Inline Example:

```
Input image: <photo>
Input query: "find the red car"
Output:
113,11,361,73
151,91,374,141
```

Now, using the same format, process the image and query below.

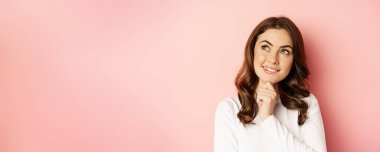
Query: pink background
1,0,379,151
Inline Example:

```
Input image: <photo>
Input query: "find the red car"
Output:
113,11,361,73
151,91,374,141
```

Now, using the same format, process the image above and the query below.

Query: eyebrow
259,40,293,49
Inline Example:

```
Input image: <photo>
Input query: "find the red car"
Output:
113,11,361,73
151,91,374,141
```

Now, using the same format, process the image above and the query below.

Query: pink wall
1,0,379,151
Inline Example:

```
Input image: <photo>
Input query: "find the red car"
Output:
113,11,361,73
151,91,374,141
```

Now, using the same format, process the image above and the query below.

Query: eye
280,49,291,55
261,45,270,51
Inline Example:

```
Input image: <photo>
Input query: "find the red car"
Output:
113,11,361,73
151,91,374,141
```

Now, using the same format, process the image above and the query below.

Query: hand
256,82,278,121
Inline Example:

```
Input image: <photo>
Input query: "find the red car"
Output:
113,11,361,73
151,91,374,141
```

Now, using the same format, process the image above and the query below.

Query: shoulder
303,93,322,115
302,93,320,106
214,96,242,127
215,96,241,118
216,96,241,112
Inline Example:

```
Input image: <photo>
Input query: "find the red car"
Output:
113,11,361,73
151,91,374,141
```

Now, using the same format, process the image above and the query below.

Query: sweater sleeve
260,95,327,152
214,100,238,152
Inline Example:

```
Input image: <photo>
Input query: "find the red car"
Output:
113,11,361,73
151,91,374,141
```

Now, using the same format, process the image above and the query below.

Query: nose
267,52,279,64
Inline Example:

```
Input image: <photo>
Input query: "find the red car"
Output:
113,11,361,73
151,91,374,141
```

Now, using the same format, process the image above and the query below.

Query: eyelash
261,45,291,55
261,45,270,51
280,49,290,55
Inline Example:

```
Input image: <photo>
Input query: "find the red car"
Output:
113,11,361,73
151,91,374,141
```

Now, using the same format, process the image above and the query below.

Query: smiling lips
263,66,279,74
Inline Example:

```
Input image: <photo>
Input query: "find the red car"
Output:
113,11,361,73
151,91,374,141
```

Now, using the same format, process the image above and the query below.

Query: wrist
259,113,270,121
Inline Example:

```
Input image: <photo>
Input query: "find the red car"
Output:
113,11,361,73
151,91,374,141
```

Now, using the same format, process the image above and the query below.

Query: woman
214,17,327,152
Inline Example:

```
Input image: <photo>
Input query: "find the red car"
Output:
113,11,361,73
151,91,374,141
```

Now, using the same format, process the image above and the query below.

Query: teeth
264,67,278,72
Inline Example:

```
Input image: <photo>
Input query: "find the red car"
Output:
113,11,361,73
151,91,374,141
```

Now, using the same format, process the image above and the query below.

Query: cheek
253,52,266,64
253,53,261,72
253,54,265,71
280,58,293,71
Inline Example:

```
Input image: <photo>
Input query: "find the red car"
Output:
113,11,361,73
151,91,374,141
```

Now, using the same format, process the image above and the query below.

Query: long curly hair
235,16,310,126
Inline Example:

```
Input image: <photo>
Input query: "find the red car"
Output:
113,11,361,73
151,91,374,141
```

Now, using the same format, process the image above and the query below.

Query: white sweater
214,94,327,152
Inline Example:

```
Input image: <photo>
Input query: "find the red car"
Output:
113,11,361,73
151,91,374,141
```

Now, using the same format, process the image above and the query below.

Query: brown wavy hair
235,16,310,126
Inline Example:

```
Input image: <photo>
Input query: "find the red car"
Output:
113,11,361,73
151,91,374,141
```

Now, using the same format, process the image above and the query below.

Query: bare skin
253,28,294,121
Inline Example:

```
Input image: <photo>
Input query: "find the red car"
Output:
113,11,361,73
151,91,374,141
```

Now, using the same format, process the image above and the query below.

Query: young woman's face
253,28,294,84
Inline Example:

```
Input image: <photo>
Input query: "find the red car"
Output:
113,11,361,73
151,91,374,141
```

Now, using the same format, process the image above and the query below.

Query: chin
257,74,287,84
258,77,280,84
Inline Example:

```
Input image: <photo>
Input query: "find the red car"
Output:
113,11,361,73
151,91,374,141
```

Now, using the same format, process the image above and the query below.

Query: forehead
256,28,293,47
